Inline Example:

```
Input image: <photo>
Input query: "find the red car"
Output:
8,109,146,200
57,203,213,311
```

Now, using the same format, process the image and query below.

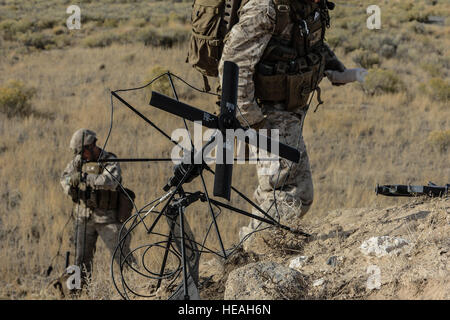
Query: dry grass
0,0,448,299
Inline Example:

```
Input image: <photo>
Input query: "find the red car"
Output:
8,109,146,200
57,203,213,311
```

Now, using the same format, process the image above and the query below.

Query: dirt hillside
199,196,449,300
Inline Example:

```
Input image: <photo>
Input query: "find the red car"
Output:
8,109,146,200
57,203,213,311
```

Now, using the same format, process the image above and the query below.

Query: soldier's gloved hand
324,57,346,73
325,68,368,85
73,154,83,171
69,172,83,187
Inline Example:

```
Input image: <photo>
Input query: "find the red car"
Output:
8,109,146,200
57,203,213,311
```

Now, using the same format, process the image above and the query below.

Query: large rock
224,261,307,300
360,236,411,257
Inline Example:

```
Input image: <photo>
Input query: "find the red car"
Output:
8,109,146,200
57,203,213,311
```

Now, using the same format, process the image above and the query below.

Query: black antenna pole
213,61,239,201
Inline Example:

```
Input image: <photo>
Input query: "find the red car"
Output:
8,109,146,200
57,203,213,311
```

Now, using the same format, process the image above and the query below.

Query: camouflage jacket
218,0,343,125
60,150,122,224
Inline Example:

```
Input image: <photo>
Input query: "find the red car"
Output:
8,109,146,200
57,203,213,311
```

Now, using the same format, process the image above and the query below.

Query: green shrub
36,19,57,30
138,26,189,47
0,19,36,40
52,25,65,35
147,66,172,96
352,50,380,69
427,130,450,153
102,18,120,28
0,19,18,40
406,8,431,23
0,80,36,118
427,78,450,102
326,34,346,50
82,32,119,48
362,69,405,95
14,18,35,33
420,63,442,77
20,32,55,50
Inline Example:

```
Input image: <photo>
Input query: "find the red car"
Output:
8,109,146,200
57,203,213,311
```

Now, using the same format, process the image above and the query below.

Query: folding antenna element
149,61,301,200
213,61,239,200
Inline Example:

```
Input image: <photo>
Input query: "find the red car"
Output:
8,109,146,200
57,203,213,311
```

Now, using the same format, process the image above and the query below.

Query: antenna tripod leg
178,206,190,300
156,219,175,291
166,201,200,300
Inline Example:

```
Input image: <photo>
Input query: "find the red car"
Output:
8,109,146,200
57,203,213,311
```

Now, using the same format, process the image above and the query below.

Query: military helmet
69,128,97,154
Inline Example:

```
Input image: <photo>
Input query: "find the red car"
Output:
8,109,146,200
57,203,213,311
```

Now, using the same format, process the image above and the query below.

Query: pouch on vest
97,190,119,211
254,73,286,102
117,188,135,223
286,72,313,110
254,69,314,109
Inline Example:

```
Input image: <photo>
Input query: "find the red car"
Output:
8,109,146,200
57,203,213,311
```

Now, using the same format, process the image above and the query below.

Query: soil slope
199,196,449,300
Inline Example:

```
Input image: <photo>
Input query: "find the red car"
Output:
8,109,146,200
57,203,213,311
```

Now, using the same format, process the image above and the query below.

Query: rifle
72,131,88,278
376,182,449,198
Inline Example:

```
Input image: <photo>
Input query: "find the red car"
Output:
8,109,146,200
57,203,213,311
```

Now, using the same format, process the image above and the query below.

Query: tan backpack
186,0,247,90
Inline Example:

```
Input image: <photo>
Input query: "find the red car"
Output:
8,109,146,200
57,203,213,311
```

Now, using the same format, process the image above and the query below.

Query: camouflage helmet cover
70,128,97,154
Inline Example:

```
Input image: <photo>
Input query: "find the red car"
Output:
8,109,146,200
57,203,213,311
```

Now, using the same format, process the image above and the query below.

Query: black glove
325,58,346,73
69,186,79,202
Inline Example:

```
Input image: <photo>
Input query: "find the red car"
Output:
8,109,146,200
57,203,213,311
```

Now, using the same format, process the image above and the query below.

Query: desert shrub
137,26,158,45
396,43,420,62
406,8,432,23
352,49,380,69
102,18,121,28
0,18,36,40
427,130,450,153
138,26,189,47
412,22,428,35
36,18,57,30
132,18,148,28
168,12,189,24
0,19,18,40
14,18,35,33
151,15,170,28
82,14,106,25
20,32,55,50
54,34,73,48
52,25,65,35
0,80,36,118
362,69,405,95
146,66,172,96
361,36,398,58
326,34,346,50
420,63,442,77
426,78,450,102
82,32,119,48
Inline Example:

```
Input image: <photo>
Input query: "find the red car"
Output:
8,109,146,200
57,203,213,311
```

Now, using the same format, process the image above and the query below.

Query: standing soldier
60,128,136,287
215,0,363,239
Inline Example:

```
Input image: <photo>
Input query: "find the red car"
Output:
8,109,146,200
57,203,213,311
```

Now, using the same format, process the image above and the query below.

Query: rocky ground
196,196,449,300
2,196,448,300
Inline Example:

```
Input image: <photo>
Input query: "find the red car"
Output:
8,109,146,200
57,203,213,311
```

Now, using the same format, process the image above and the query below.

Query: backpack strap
202,75,211,92
223,0,243,34
272,0,291,35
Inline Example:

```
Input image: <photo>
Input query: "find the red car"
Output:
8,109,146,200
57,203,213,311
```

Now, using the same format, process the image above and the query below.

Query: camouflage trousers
240,106,314,240
74,217,136,283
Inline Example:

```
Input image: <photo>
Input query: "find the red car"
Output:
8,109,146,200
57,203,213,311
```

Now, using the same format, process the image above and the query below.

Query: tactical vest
80,161,119,211
81,160,135,222
254,0,332,110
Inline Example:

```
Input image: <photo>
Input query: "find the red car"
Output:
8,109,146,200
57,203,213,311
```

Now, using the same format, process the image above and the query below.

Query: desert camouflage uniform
61,150,135,281
218,0,342,238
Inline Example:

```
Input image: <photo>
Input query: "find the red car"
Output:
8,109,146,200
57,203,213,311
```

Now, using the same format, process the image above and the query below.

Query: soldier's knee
299,191,314,217
299,200,313,217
